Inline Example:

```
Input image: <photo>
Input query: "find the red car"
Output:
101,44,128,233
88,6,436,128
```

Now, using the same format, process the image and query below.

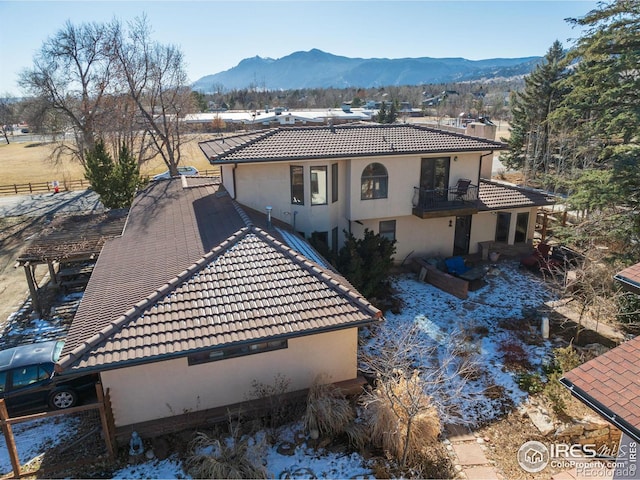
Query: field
0,136,217,185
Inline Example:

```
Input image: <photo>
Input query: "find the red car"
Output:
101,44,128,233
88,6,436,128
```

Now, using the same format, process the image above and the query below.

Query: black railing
412,184,479,211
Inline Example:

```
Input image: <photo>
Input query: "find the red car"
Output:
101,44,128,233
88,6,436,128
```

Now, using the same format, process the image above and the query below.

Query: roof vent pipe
266,206,273,229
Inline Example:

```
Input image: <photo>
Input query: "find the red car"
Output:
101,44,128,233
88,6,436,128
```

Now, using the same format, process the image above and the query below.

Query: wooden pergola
16,211,128,314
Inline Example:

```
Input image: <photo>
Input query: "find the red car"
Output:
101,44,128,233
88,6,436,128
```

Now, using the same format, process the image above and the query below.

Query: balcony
412,184,479,219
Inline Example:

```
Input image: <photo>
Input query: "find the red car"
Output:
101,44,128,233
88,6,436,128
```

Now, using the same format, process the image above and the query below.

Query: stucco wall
100,329,358,427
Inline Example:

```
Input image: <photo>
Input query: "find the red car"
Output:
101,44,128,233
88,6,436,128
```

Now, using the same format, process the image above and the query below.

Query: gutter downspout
479,150,494,181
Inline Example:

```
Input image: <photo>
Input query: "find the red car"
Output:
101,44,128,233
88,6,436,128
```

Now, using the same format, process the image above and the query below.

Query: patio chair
453,178,472,201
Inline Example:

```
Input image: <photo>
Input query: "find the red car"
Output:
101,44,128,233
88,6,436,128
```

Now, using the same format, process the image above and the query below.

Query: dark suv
0,341,97,416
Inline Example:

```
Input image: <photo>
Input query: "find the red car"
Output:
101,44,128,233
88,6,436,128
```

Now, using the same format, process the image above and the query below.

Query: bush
543,345,582,415
302,376,354,439
517,372,544,394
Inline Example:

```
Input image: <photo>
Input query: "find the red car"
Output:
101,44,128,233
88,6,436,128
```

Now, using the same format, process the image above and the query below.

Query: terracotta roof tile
58,180,380,372
563,335,640,434
478,180,555,210
199,124,506,164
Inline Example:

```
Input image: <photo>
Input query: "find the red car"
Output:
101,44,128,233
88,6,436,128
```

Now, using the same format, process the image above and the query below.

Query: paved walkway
444,424,503,480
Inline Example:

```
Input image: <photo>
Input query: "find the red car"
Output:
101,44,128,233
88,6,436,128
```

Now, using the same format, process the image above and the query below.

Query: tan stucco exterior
100,328,358,427
219,150,534,263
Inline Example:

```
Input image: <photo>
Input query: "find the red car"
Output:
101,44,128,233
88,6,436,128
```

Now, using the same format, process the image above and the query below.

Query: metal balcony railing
412,183,479,212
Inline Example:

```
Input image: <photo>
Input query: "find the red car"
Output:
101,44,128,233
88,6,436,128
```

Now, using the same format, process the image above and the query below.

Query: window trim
379,219,397,242
188,339,288,365
310,166,328,206
290,165,304,205
331,163,338,203
361,162,389,200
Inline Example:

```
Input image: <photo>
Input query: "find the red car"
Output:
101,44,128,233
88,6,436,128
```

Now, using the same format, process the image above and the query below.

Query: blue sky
0,0,600,96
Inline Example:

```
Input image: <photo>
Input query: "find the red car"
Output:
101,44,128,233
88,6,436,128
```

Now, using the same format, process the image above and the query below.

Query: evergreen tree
499,41,570,185
336,229,396,299
85,139,143,209
555,0,640,144
376,102,387,123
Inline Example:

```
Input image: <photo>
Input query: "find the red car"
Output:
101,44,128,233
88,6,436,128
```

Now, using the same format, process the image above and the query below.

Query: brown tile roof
614,262,640,294
199,124,507,163
562,336,640,441
58,179,379,372
478,180,556,210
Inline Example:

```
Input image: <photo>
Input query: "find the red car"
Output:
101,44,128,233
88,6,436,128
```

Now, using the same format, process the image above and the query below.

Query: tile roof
562,336,640,441
614,262,640,294
199,124,507,163
58,179,379,372
477,180,556,210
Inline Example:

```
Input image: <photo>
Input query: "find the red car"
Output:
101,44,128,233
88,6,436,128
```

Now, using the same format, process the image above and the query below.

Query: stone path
444,424,503,480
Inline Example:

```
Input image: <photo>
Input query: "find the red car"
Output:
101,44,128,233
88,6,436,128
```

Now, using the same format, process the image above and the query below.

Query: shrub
517,372,544,394
185,429,267,479
543,345,583,415
302,376,354,439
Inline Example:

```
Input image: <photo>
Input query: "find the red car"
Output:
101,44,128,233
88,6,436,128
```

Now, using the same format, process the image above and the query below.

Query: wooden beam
95,383,115,459
0,399,22,478
23,263,40,315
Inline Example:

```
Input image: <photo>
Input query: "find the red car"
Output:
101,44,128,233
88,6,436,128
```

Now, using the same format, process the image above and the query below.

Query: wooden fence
0,170,221,197
0,383,115,478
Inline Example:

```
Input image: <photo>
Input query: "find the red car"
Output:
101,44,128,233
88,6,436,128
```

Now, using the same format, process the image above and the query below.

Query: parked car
0,340,97,416
152,166,199,181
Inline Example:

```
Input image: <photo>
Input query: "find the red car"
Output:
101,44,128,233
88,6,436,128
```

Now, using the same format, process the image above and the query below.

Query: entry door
420,157,450,205
453,215,472,256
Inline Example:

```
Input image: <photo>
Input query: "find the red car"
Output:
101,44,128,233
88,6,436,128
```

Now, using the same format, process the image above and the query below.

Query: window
188,340,288,365
331,227,339,253
495,212,511,242
515,212,529,243
310,166,328,205
361,163,389,200
331,163,338,203
11,365,51,389
290,166,304,205
379,220,396,242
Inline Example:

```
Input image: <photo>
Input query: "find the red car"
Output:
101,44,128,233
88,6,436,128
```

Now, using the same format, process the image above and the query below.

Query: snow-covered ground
0,260,554,478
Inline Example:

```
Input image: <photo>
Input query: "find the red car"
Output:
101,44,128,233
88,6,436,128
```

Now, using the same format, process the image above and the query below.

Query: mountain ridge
192,49,541,92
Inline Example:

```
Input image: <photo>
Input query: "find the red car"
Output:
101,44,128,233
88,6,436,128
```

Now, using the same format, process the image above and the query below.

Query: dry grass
0,135,216,185
185,430,268,479
366,371,441,465
303,376,355,439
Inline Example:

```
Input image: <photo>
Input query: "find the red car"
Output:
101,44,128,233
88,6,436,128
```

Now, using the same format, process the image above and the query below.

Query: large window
515,212,529,243
290,166,304,205
331,163,338,203
495,212,511,243
379,220,396,242
361,163,388,200
188,340,288,366
311,166,328,205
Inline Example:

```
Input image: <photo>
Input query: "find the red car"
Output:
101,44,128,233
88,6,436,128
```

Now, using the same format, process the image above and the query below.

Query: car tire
49,388,78,409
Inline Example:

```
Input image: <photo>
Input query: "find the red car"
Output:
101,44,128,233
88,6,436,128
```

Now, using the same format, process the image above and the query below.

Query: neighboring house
560,262,640,474
56,177,381,429
199,123,554,263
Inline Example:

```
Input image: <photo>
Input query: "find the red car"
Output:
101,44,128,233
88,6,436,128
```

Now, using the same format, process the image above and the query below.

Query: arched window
361,163,388,200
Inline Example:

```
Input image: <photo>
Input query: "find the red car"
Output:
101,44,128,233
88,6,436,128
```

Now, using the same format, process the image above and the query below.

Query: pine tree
499,41,570,186
85,139,142,209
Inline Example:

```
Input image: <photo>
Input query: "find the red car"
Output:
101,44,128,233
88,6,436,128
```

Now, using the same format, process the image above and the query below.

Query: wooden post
541,211,548,242
0,399,21,478
23,262,41,315
47,261,58,287
95,383,115,459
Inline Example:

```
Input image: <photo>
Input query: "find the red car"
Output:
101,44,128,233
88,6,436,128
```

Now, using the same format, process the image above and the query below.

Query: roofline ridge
57,227,253,371
209,129,279,160
231,200,254,228
411,122,507,147
252,227,381,319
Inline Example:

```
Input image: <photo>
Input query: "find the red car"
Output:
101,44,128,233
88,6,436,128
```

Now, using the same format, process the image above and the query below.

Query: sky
0,0,601,96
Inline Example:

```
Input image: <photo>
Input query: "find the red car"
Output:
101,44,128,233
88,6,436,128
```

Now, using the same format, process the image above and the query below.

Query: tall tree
18,21,118,164
556,0,640,145
112,16,195,176
499,41,570,185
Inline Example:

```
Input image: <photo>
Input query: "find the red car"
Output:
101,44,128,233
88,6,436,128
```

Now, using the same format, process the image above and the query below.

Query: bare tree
112,16,195,176
18,20,119,164
0,96,16,144
360,323,475,468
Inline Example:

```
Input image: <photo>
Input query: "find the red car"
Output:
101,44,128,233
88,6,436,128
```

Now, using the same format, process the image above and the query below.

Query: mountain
192,49,541,92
